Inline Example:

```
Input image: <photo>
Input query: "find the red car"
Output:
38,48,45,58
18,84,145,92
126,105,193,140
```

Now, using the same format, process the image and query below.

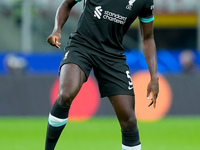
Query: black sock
45,100,70,150
121,128,141,147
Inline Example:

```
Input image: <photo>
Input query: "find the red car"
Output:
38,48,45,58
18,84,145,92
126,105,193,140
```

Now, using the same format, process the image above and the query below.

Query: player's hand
147,77,159,108
47,32,61,49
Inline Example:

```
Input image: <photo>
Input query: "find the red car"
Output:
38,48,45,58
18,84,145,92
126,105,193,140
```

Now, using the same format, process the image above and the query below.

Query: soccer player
45,0,159,150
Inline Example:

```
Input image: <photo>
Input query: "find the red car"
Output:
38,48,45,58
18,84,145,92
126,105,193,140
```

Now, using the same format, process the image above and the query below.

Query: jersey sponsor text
94,6,127,25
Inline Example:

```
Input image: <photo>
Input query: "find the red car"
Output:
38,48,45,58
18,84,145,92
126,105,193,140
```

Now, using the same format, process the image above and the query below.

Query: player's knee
121,117,137,131
57,91,74,107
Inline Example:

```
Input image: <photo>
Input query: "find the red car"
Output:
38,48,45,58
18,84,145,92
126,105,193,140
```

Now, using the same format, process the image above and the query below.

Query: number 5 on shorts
126,71,133,90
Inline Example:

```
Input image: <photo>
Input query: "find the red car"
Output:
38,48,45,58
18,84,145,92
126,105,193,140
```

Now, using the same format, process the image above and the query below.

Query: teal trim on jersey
139,16,154,23
48,117,68,127
75,0,82,2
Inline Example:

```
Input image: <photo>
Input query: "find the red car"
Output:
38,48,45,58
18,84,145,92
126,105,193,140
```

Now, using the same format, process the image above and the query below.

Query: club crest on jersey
126,0,136,10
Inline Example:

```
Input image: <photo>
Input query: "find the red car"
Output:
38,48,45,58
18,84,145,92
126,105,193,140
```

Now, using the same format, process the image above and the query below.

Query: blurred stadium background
0,0,200,150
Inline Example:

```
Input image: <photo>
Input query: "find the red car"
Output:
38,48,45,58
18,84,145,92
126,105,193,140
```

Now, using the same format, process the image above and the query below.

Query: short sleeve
138,0,154,23
75,0,82,2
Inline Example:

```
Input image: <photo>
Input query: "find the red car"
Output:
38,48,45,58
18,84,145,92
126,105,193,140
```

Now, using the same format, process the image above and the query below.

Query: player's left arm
140,21,159,108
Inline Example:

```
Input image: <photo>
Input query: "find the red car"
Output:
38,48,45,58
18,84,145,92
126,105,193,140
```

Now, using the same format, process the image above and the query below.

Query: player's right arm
47,0,78,49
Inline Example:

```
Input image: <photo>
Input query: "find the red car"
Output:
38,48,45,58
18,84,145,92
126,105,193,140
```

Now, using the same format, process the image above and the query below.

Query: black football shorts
60,49,134,98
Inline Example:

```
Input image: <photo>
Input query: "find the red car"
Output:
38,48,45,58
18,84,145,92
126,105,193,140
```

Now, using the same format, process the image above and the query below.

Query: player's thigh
58,63,86,105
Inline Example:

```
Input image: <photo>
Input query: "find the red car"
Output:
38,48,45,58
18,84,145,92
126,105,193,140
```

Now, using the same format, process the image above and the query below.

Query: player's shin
45,100,70,150
121,129,141,150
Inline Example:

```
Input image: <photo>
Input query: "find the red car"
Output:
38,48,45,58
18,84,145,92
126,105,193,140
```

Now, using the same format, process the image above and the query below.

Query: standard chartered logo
103,11,127,25
94,6,103,19
94,6,127,25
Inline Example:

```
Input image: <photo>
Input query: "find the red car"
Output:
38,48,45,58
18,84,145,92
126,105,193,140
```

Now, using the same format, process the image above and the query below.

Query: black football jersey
66,0,154,61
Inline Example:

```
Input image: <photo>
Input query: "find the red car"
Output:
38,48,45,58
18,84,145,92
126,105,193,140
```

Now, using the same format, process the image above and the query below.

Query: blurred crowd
0,0,82,51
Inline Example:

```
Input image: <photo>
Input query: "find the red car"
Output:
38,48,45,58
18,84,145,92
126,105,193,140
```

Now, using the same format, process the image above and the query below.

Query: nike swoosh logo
128,86,133,90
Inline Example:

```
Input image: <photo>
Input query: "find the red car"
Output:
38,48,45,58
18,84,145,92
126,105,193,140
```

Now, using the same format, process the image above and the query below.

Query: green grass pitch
0,116,199,150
